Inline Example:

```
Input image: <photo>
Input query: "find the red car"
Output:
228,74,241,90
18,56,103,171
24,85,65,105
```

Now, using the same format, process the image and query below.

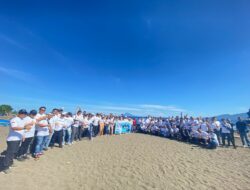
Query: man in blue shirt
236,117,250,148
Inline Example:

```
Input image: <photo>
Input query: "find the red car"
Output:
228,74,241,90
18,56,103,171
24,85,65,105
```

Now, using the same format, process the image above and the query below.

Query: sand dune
0,127,249,190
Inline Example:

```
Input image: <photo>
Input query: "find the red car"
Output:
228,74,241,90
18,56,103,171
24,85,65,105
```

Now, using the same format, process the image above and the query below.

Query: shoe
10,163,17,168
43,148,48,151
23,155,31,160
16,157,25,162
243,145,248,148
2,168,11,174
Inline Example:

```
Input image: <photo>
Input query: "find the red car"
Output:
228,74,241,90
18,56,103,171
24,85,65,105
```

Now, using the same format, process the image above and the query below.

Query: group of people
0,107,134,174
0,106,250,174
137,116,250,149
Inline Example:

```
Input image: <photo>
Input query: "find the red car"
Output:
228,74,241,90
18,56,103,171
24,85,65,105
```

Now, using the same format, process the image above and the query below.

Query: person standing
210,117,222,145
1,109,31,174
221,119,232,147
64,112,74,145
34,107,49,158
90,113,101,137
50,113,65,148
227,119,236,149
236,117,250,148
73,111,84,141
16,110,37,161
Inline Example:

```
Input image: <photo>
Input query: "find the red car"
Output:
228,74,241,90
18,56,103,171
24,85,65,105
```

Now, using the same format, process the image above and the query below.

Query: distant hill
215,112,248,122
123,113,136,117
122,112,249,122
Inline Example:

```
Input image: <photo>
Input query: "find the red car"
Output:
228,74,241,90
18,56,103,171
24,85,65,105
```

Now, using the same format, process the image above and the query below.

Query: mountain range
123,112,249,122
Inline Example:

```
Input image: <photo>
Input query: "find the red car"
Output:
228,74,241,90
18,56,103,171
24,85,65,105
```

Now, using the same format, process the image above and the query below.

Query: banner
114,121,132,134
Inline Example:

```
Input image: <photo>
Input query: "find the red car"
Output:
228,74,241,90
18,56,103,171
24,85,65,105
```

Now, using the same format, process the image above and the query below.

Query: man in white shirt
50,113,65,148
16,110,37,161
34,107,49,158
64,112,74,145
72,110,84,141
221,119,232,147
1,109,31,174
211,117,222,145
89,113,101,137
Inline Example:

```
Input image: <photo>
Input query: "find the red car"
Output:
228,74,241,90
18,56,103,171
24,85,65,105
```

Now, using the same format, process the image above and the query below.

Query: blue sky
0,0,250,116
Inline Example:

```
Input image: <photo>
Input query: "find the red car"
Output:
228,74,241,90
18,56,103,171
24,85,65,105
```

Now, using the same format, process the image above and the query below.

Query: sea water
0,119,10,127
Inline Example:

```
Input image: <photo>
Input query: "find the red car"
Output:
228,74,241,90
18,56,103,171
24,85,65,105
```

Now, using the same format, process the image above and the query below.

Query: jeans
64,128,72,144
2,141,21,169
17,137,33,157
88,125,93,140
35,136,49,154
214,130,221,144
239,131,250,146
44,131,54,148
221,133,231,146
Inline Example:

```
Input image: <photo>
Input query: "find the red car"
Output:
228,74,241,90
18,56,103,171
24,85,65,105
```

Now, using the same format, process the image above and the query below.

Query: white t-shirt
64,117,74,129
200,131,208,139
90,116,101,126
200,123,208,132
35,113,49,136
221,123,231,133
54,117,65,131
7,117,25,141
24,116,36,138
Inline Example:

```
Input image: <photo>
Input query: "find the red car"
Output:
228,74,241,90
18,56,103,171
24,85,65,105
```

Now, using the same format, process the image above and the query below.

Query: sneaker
2,168,11,174
243,145,248,148
16,157,25,162
10,163,17,168
23,155,31,160
43,148,49,151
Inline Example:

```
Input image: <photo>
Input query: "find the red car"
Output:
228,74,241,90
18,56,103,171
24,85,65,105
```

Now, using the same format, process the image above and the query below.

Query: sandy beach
0,127,249,190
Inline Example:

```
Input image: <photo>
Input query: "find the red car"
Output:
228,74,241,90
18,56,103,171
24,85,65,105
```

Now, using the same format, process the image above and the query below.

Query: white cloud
139,104,186,112
0,66,33,81
0,34,28,50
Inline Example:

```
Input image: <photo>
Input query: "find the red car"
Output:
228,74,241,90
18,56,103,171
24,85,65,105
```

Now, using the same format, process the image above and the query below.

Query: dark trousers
78,126,83,140
93,125,99,137
51,130,63,148
221,133,231,146
71,127,79,141
230,131,236,148
17,137,33,157
2,141,21,169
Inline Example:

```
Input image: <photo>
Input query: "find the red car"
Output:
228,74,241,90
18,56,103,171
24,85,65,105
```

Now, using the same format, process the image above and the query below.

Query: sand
0,127,250,190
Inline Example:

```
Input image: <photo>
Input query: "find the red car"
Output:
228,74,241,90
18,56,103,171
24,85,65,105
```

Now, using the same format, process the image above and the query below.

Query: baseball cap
18,109,28,115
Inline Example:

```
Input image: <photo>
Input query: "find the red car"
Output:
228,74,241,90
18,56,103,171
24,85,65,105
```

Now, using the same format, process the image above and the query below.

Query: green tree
0,104,13,115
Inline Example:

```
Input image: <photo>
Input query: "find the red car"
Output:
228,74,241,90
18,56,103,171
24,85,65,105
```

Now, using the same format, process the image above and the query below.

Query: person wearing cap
50,112,65,148
34,107,49,158
1,109,32,174
16,110,37,161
